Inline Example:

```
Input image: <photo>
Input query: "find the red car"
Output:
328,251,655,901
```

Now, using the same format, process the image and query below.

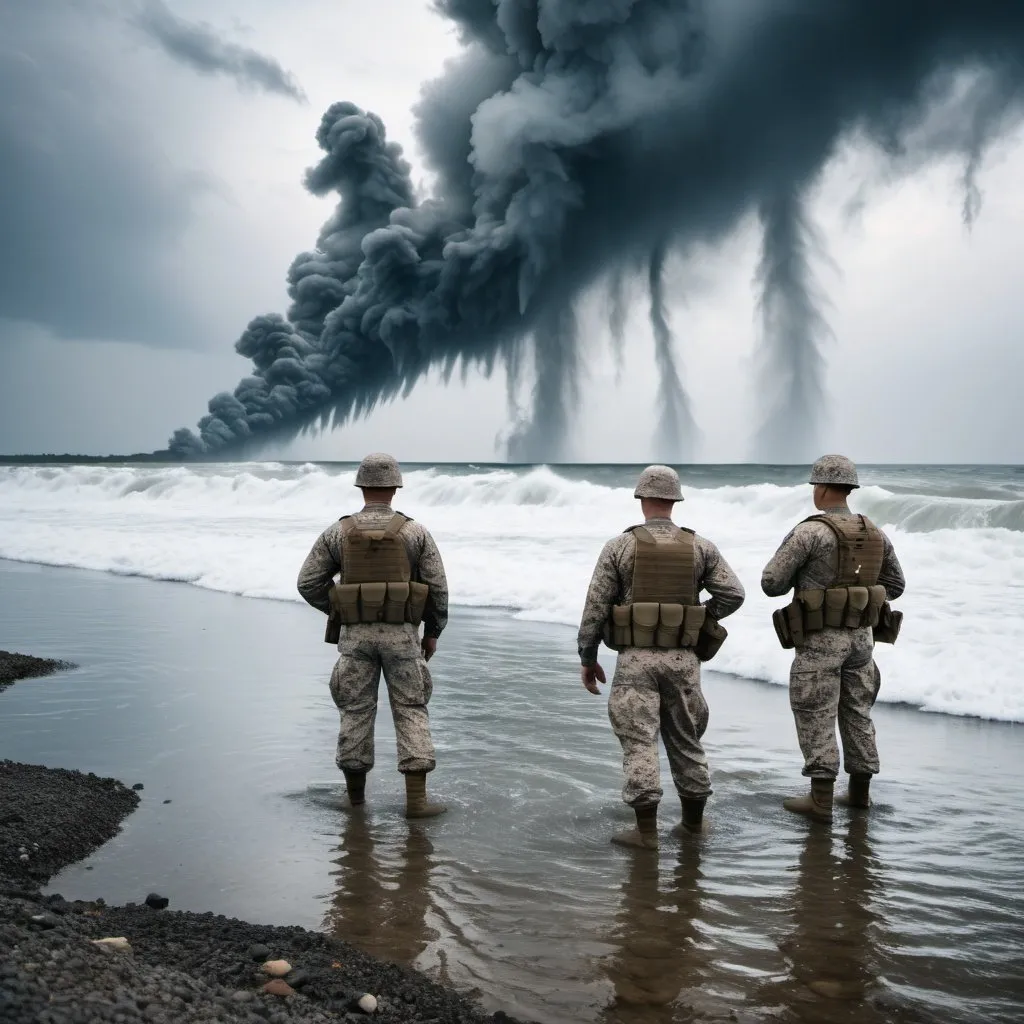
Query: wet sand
1,558,1022,1023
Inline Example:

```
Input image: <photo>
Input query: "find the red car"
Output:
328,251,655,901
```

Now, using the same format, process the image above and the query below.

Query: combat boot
783,778,834,822
611,803,659,850
836,773,872,809
671,797,707,836
342,769,366,808
404,771,447,819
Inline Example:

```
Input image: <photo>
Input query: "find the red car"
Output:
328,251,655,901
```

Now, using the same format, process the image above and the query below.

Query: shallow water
1,560,1022,1023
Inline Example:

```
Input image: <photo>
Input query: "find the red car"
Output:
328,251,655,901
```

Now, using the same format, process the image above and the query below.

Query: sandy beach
1,557,1022,1024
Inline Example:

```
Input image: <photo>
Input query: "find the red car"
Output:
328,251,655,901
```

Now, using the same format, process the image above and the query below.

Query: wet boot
836,773,872,809
342,769,366,808
404,771,447,819
671,797,707,836
611,803,659,850
783,778,834,822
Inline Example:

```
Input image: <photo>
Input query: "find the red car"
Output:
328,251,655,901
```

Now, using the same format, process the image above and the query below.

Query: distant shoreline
2,455,1020,468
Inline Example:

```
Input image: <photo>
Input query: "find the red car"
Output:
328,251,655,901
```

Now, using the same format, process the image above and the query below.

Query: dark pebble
132,783,144,791
144,893,169,910
162,799,171,804
285,967,311,989
248,943,271,962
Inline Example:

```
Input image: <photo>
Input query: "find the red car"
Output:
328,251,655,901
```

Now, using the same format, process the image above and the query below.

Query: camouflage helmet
634,464,683,501
355,452,403,489
808,454,859,489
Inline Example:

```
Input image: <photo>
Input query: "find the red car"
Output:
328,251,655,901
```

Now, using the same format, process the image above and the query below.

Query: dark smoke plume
137,0,306,103
169,1,1024,462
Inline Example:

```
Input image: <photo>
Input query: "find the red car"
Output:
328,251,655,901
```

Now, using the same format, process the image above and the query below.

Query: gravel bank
0,759,527,1024
0,650,76,693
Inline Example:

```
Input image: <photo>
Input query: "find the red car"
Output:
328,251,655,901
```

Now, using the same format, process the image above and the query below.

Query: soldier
761,454,906,822
297,453,449,818
577,465,745,850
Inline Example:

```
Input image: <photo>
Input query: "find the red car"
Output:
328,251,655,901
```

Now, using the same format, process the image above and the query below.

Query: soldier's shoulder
690,532,720,555
396,514,431,541
596,531,633,559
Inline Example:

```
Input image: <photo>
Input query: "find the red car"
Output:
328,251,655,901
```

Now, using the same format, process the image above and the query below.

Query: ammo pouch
771,585,891,650
693,614,727,662
326,580,431,638
873,602,903,644
603,603,710,652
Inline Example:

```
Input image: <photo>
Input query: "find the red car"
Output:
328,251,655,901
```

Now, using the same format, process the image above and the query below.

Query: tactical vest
603,525,727,660
771,513,901,649
324,512,429,637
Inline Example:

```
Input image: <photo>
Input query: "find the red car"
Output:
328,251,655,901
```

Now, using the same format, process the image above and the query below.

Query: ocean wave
2,463,1023,722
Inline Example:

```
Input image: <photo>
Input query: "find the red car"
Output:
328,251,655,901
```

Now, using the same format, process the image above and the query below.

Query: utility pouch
694,615,727,662
612,605,632,647
656,603,685,647
866,586,887,628
359,582,387,623
407,582,429,626
873,602,903,645
797,589,825,633
384,582,410,624
335,583,361,625
324,601,341,646
785,601,805,649
845,586,870,628
772,608,794,650
681,605,707,647
631,603,660,647
824,588,848,629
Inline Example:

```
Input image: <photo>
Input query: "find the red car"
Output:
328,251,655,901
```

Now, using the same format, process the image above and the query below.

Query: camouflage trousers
329,623,436,775
607,648,712,807
789,627,881,779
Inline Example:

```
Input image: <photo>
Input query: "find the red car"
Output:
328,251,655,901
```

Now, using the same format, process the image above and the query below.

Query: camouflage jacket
760,507,905,600
576,518,746,665
296,503,449,638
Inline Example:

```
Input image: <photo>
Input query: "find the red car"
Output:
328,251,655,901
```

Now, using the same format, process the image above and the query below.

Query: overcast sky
1,0,1022,464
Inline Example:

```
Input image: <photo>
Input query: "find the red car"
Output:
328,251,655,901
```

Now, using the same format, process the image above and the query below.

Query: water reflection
599,839,708,1024
322,812,440,968
758,818,895,1024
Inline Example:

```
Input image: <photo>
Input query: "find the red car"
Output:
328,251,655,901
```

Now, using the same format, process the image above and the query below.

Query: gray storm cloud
168,0,1024,462
136,0,306,102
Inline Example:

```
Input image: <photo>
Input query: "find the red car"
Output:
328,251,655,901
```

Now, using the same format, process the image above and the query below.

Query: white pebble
19,854,29,862
357,993,378,1014
18,846,27,853
261,959,292,977
91,937,132,953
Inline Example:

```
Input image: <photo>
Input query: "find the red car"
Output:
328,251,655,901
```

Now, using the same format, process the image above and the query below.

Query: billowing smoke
169,1,1024,462
136,0,306,102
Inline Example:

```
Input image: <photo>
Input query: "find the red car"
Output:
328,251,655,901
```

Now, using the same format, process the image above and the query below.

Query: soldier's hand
421,636,437,662
581,662,606,694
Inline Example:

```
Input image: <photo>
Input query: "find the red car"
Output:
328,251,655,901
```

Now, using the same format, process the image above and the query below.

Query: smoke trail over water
168,1,1024,461
648,241,698,462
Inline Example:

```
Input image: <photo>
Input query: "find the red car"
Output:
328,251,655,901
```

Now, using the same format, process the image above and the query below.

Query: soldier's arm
698,540,745,620
760,526,815,597
416,529,449,639
577,539,621,666
296,528,341,614
878,533,906,600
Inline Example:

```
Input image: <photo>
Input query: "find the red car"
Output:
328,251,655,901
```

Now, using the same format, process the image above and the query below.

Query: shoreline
0,649,75,694
4,564,1023,1024
1,659,527,1024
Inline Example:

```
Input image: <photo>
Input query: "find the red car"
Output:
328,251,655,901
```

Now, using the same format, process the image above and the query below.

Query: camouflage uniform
297,503,449,775
761,509,905,779
578,520,745,806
